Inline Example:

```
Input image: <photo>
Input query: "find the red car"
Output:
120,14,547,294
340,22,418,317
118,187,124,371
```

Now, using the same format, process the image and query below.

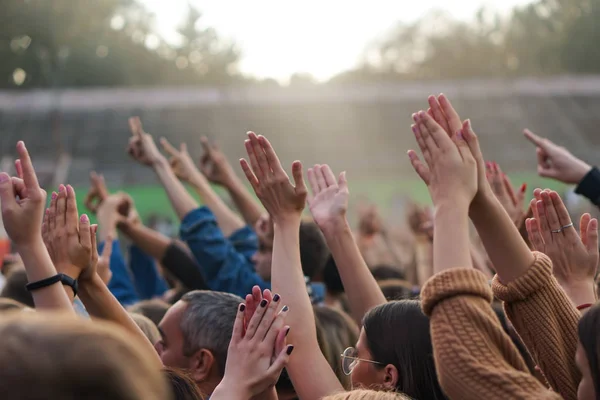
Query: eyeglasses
340,347,384,376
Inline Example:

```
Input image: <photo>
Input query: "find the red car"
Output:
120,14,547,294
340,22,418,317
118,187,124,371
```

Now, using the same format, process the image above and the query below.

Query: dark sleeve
575,166,600,206
161,242,209,291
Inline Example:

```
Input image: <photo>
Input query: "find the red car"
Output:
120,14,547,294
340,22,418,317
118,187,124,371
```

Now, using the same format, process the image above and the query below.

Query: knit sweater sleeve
492,252,581,400
421,268,561,400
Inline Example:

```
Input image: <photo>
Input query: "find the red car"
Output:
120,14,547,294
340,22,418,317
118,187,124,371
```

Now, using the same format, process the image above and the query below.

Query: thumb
0,173,17,213
338,171,348,191
586,218,599,256
291,161,306,194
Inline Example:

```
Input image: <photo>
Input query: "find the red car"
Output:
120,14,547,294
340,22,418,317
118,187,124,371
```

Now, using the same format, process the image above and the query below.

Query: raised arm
127,117,198,220
0,142,73,312
306,164,386,325
410,110,559,400
199,137,264,227
240,132,343,399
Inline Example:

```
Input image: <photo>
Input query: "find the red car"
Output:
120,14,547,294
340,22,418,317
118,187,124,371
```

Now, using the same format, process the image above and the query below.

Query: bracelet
26,274,78,297
577,303,593,311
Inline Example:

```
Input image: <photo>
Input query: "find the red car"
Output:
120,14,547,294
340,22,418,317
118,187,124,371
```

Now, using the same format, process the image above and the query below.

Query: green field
72,172,567,225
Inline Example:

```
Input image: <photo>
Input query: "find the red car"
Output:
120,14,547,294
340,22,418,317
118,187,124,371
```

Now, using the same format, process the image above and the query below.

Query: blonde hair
0,312,171,400
129,312,161,344
323,389,411,400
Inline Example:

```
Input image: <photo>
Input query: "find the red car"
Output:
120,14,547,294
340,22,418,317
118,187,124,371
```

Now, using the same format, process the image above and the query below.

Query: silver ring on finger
551,228,563,233
561,223,574,230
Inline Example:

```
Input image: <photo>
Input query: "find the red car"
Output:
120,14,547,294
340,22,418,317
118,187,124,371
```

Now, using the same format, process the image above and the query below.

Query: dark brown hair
578,303,600,399
0,268,34,308
362,300,446,399
163,368,204,400
128,299,171,326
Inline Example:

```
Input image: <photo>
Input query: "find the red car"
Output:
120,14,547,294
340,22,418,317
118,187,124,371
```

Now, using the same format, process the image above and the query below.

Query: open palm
307,164,349,230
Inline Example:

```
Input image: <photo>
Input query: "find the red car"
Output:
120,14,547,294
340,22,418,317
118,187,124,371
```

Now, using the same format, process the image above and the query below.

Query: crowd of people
0,93,599,399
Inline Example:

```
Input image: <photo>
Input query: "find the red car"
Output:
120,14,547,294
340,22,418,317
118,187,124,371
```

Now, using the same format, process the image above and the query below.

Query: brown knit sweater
421,252,579,400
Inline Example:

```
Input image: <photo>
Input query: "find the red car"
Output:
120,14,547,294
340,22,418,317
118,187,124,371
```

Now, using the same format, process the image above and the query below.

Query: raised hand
486,162,527,226
523,129,591,184
95,235,113,284
127,117,164,167
0,142,47,247
42,185,93,280
159,138,199,183
408,111,477,207
307,164,348,233
200,137,236,186
240,132,307,223
84,171,109,214
213,295,292,399
526,189,598,295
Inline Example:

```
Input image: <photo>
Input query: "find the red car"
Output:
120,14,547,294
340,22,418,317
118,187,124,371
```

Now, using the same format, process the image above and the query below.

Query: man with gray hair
155,290,242,396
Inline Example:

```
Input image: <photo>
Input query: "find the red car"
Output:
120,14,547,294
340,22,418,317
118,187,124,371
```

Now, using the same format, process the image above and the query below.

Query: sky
140,0,534,83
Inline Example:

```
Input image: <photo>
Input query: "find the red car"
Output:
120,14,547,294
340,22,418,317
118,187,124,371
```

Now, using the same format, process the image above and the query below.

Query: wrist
319,216,350,237
152,156,169,171
212,380,250,400
273,213,302,228
560,279,597,303
56,264,82,281
572,161,592,184
434,196,471,215
78,273,104,293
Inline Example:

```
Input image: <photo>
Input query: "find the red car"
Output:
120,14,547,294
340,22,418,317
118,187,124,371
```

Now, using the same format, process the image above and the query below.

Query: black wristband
575,166,600,206
26,274,78,297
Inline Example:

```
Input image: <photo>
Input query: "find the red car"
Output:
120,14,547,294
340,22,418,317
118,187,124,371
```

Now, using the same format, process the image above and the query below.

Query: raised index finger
16,141,40,190
523,129,548,149
159,137,179,157
200,136,213,155
128,117,143,138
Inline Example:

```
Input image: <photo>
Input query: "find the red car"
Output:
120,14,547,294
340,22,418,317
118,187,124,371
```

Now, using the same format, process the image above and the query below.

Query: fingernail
273,294,280,302
411,125,416,134
0,173,8,183
80,214,89,223
286,345,294,355
521,183,527,192
285,327,290,337
457,130,464,140
591,219,598,229
281,305,289,312
260,299,268,308
51,192,58,200
67,185,74,195
239,304,246,312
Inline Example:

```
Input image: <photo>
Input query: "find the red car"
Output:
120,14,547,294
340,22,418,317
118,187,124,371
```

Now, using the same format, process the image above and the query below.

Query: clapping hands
307,164,348,233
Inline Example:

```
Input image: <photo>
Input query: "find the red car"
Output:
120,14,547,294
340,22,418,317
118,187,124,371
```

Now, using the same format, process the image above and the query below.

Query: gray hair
179,290,243,375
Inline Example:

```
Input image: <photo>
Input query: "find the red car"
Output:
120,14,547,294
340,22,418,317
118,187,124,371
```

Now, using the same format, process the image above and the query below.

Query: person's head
0,312,171,400
323,389,410,400
345,300,445,399
576,303,600,400
378,280,413,301
163,368,204,400
370,265,405,282
253,216,329,281
314,305,359,389
129,299,171,326
129,312,161,345
0,268,34,308
156,290,242,395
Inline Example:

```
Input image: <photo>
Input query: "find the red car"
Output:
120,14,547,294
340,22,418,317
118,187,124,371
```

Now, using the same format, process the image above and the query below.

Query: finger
454,128,473,160
56,185,67,229
66,185,79,237
90,224,99,266
416,112,439,154
307,167,320,196
267,344,293,378
418,110,447,149
407,150,431,185
244,138,265,180
321,164,337,187
412,123,433,167
526,218,545,252
314,165,327,191
533,188,543,201
231,303,246,344
128,117,142,138
438,94,462,135
14,160,23,179
585,218,599,256
541,190,562,235
245,297,270,340
274,325,290,357
79,214,92,250
338,171,348,192
502,174,518,206
160,137,179,157
263,289,273,303
536,200,553,244
16,141,40,190
530,198,540,226
239,158,259,192
258,135,287,177
549,191,575,238
254,294,280,341
200,136,213,155
263,307,286,346
248,132,271,177
292,161,307,197
461,119,485,167
516,183,527,208
580,213,591,247
428,95,451,134
536,147,550,169
523,129,548,149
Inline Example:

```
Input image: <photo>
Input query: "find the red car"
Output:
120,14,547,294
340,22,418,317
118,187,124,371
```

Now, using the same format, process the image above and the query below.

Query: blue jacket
180,206,325,302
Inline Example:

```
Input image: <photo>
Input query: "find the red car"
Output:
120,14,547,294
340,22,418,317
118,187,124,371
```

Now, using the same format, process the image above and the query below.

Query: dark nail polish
260,299,268,308
286,345,294,355
239,304,245,312
285,327,290,337
273,294,280,302
281,305,289,312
